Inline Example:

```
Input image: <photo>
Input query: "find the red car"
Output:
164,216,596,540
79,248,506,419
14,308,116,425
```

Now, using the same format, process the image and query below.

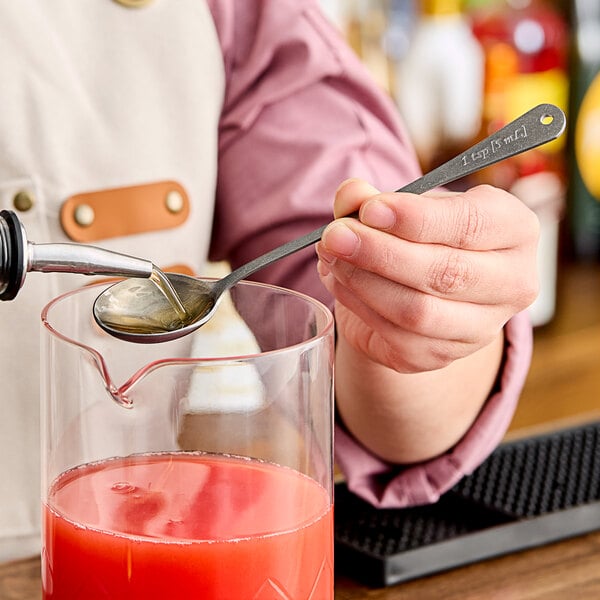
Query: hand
316,178,539,374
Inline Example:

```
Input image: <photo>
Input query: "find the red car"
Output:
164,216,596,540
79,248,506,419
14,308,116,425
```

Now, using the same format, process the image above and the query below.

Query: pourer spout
0,209,153,301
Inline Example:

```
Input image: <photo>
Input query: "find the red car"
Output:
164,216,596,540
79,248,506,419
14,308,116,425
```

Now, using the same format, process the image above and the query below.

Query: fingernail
361,200,396,230
322,222,359,257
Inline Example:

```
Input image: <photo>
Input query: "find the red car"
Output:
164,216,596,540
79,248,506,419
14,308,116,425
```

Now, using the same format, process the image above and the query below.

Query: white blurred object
318,0,348,29
185,262,264,413
394,0,484,170
510,172,565,327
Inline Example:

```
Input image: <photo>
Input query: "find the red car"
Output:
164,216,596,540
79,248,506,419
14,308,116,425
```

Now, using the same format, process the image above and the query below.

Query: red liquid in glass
42,453,333,599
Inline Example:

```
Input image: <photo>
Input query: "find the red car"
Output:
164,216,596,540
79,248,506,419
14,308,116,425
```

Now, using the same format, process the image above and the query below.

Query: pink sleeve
335,311,533,507
206,1,532,508
206,0,421,307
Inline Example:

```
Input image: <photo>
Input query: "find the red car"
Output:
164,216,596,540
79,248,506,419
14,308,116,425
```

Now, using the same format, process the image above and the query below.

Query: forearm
335,328,505,465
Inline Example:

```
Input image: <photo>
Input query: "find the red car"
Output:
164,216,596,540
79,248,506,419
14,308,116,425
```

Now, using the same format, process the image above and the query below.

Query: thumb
334,178,381,219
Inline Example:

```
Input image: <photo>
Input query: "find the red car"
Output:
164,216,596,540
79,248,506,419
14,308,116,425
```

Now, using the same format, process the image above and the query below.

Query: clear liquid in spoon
94,270,215,337
149,268,188,322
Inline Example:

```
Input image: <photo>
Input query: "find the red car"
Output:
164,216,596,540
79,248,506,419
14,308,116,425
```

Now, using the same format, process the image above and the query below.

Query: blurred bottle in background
320,0,418,95
322,0,390,93
318,0,347,28
568,0,600,261
393,0,485,173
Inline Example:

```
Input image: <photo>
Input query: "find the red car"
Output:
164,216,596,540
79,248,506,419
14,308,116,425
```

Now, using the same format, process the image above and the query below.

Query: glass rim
41,277,336,363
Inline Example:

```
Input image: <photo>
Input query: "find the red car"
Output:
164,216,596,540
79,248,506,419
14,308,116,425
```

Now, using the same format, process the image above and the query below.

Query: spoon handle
216,103,566,293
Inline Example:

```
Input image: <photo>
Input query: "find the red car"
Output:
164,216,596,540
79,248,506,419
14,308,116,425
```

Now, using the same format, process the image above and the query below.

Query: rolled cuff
334,310,533,508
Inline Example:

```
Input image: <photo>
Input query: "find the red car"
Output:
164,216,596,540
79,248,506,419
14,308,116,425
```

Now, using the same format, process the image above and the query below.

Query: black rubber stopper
0,210,26,300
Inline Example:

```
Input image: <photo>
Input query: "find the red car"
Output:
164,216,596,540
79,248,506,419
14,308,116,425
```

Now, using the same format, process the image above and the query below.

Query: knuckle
401,304,426,334
408,344,451,372
507,254,539,309
399,292,434,332
384,344,427,374
454,196,488,248
331,260,359,287
516,273,540,309
428,250,474,295
517,205,541,246
382,346,413,372
427,340,464,370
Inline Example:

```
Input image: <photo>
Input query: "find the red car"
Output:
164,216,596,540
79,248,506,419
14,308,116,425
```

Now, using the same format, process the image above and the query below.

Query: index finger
358,184,540,250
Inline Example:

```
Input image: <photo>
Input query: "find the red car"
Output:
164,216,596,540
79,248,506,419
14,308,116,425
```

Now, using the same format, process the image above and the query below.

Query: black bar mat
334,420,600,587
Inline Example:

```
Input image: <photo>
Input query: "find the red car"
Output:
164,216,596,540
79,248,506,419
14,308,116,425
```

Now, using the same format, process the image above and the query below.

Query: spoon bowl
93,273,222,343
93,103,566,343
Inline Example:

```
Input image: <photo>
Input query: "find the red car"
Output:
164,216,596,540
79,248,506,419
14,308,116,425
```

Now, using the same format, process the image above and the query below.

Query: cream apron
0,0,224,560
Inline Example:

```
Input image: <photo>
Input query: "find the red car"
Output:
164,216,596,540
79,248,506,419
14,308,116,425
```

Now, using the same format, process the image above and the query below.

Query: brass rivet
73,204,95,227
165,190,184,214
13,190,35,212
112,0,153,8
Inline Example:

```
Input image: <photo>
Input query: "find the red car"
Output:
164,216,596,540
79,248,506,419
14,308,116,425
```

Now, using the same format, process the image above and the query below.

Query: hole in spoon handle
398,103,566,195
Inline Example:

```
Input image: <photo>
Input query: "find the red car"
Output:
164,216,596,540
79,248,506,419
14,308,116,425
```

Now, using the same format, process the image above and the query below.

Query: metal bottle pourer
0,209,154,301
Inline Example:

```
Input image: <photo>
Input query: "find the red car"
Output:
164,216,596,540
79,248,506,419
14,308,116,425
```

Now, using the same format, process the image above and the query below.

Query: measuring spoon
93,103,566,343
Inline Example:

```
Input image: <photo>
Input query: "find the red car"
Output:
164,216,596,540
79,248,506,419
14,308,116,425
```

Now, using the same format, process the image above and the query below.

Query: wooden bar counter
2,259,600,600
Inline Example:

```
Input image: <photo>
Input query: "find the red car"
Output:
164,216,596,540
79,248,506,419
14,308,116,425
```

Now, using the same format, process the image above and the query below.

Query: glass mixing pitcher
40,279,335,599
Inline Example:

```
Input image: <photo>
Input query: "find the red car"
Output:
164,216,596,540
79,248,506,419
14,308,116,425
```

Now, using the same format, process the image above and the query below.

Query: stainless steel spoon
93,103,566,343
